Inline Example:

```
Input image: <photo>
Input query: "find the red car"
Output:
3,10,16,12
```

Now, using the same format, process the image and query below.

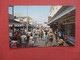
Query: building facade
48,6,76,45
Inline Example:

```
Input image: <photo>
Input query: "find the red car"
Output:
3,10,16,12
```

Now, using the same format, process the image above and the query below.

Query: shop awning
48,6,76,25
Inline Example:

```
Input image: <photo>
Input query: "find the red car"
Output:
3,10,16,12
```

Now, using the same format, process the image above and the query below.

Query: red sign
20,19,23,21
23,22,27,24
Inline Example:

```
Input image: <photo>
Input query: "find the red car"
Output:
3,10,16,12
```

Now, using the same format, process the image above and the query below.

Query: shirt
27,32,31,36
58,32,62,37
20,35,27,43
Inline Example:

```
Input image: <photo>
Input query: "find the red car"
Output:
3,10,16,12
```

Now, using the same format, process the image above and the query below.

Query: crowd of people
9,27,68,48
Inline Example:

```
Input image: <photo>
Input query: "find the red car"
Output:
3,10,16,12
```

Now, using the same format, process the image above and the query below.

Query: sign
23,22,27,24
27,17,30,21
20,19,23,21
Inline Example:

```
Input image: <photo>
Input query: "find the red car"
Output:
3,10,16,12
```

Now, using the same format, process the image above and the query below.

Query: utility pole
26,6,28,32
9,6,14,36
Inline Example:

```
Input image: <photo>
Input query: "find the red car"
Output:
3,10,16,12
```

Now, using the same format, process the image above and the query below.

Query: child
58,37,64,46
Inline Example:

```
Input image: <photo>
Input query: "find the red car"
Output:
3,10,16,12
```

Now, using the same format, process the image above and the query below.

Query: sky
9,6,51,24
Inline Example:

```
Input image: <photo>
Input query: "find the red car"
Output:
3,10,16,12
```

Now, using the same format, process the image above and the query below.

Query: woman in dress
45,32,49,47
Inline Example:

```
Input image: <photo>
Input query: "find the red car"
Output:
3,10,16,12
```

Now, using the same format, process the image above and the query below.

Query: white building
50,6,62,18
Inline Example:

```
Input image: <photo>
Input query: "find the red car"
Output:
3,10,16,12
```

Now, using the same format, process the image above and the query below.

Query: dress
45,34,49,43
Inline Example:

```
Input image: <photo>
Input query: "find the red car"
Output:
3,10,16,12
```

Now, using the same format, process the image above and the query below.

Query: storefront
48,6,75,45
63,16,75,45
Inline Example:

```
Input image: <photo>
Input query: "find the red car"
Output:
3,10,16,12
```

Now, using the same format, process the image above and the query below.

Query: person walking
15,31,20,47
64,33,68,43
33,34,38,43
58,30,63,39
27,30,31,46
29,36,34,47
54,31,58,42
45,32,49,47
49,31,54,46
20,33,27,47
40,30,44,41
